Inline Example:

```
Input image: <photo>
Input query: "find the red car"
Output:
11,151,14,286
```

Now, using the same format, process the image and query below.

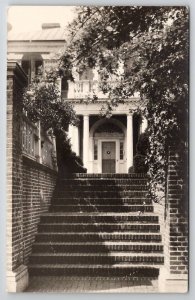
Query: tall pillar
68,125,79,156
141,117,148,133
74,126,79,156
126,114,133,172
83,115,89,171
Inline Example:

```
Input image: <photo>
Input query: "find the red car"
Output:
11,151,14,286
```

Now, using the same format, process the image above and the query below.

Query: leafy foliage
133,154,148,174
23,66,86,172
136,132,149,156
23,66,78,131
59,6,188,200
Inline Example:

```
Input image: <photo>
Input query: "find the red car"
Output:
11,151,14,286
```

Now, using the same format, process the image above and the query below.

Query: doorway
102,142,116,173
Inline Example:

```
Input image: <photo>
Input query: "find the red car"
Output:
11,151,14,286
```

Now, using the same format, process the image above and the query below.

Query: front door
102,142,116,173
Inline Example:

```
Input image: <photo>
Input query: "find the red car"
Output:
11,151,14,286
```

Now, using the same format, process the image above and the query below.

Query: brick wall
7,62,57,277
22,156,56,264
7,62,27,272
163,149,188,281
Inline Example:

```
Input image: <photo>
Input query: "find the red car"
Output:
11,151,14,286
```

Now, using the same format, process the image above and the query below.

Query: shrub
136,132,149,155
133,154,148,173
128,166,134,173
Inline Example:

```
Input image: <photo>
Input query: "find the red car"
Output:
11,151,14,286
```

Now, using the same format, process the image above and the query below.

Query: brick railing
7,61,58,292
159,148,188,292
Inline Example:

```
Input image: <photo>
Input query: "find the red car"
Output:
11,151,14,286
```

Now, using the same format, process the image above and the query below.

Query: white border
0,1,194,299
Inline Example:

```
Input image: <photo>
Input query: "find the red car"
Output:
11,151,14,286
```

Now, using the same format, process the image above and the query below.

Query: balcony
62,80,109,100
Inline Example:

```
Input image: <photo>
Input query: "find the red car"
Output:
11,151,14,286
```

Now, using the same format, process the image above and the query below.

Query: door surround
89,117,127,173
102,141,116,173
97,139,120,173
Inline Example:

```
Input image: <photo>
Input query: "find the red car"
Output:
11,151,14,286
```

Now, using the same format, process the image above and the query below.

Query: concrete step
38,223,160,233
28,264,159,277
29,252,164,265
35,232,162,243
32,242,164,253
40,212,159,224
49,204,153,213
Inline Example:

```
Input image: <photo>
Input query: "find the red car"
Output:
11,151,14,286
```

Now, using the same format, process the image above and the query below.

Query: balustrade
22,115,57,170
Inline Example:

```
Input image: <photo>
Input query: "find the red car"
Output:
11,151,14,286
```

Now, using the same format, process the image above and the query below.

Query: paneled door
102,142,116,173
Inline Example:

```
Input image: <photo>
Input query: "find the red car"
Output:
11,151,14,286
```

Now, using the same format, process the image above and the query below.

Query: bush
56,133,87,175
132,132,149,173
133,154,148,173
59,151,87,175
128,166,134,173
136,132,149,155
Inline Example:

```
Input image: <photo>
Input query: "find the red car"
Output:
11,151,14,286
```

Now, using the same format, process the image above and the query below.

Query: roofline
8,39,66,42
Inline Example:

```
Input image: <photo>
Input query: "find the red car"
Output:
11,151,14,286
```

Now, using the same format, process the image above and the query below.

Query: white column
83,115,89,171
74,126,79,156
88,136,93,173
141,117,148,133
68,125,79,156
126,114,133,172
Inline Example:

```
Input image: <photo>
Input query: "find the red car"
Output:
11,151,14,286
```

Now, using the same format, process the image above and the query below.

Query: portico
68,104,148,173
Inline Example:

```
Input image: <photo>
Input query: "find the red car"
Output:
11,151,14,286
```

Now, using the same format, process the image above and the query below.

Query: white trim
126,114,133,171
89,117,126,138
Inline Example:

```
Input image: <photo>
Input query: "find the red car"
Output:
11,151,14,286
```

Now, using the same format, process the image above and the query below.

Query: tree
59,6,189,200
23,65,86,173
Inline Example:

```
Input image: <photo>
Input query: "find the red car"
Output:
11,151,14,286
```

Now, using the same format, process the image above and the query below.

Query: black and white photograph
6,5,189,293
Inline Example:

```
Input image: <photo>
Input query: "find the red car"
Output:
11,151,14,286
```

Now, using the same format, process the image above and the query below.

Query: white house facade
7,23,148,174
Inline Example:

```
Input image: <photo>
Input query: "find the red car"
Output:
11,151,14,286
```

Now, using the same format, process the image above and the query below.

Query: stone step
49,204,153,213
52,198,152,205
38,223,160,233
35,232,162,243
54,185,148,192
40,213,159,224
29,252,164,265
28,264,159,277
32,242,163,253
65,173,148,178
55,191,148,198
57,179,148,185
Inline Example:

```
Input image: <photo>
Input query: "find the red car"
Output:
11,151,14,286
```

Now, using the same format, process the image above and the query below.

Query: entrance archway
89,118,126,173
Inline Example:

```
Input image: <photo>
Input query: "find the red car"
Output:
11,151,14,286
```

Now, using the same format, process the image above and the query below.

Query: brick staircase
28,173,164,278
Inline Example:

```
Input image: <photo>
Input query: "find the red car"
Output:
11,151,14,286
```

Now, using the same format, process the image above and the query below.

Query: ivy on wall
58,6,188,200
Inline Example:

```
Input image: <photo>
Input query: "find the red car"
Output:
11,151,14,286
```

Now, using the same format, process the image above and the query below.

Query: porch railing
22,114,57,170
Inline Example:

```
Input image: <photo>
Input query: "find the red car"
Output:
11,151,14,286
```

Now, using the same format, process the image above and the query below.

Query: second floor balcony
61,79,121,101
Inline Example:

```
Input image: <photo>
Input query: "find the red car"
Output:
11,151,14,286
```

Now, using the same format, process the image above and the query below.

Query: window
120,142,124,160
21,54,43,83
94,141,98,160
61,77,69,98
